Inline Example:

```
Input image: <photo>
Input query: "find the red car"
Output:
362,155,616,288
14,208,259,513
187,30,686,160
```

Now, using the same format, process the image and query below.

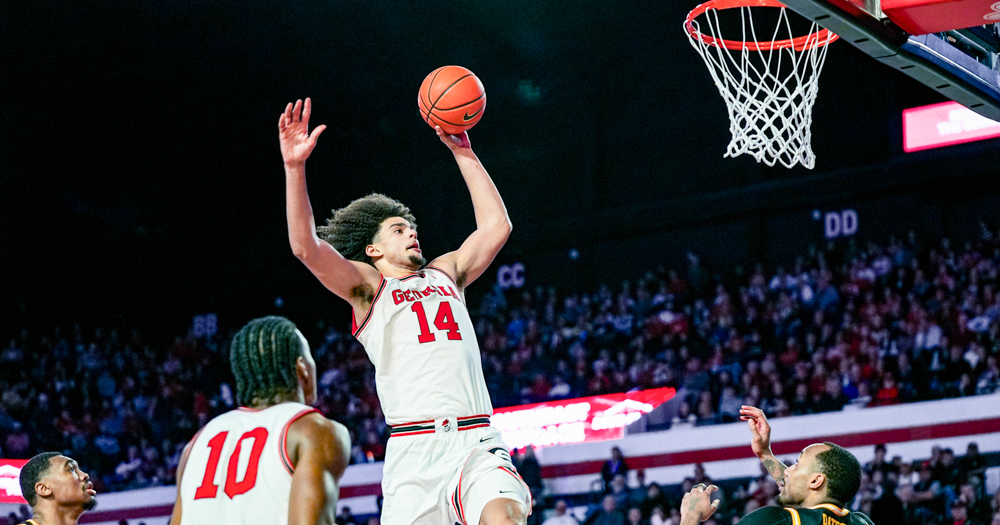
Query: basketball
418,65,486,135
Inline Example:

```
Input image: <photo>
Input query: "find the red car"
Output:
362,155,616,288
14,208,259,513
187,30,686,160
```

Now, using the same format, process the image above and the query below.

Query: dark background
3,0,1000,340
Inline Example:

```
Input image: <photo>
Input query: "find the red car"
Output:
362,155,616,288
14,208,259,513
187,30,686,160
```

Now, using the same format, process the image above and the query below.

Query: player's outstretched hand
739,405,773,458
435,126,471,152
279,98,327,166
681,484,719,523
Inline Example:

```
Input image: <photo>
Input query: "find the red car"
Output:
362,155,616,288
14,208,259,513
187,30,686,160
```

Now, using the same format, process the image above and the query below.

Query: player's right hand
739,405,773,458
681,484,720,523
279,98,327,166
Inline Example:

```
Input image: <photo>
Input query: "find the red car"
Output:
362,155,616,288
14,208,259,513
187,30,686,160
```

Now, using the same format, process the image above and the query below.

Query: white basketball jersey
179,402,320,525
353,266,493,425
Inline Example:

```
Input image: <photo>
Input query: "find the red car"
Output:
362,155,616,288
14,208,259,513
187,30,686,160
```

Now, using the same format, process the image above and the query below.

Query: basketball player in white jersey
280,98,530,525
169,316,351,525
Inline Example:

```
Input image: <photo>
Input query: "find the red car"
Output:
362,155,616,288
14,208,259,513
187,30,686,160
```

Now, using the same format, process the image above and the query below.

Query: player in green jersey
679,406,875,525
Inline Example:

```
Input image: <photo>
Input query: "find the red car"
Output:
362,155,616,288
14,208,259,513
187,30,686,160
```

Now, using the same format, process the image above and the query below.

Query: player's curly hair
317,193,417,265
230,316,303,407
816,443,862,505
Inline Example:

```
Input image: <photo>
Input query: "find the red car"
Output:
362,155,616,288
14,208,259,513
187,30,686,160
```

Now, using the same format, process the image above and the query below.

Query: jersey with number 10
353,267,493,426
179,402,319,525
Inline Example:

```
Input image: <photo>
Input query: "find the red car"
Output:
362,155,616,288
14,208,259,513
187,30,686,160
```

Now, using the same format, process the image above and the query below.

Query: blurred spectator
336,506,356,525
609,474,632,509
869,470,905,525
938,448,962,495
114,445,143,485
639,483,671,520
631,469,648,499
901,462,945,523
692,464,712,486
518,445,544,511
626,507,644,525
584,494,626,525
648,507,669,525
864,444,891,477
670,402,697,430
961,443,987,480
601,447,628,493
960,482,993,525
542,500,579,525
951,500,971,525
360,430,385,462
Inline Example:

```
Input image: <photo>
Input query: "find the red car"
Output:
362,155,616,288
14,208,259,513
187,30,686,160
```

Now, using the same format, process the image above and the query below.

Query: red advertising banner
491,387,676,450
0,459,28,503
903,101,1000,152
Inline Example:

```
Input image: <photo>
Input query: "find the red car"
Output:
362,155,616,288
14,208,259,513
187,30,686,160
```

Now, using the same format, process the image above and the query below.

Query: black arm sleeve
739,506,794,525
853,512,876,525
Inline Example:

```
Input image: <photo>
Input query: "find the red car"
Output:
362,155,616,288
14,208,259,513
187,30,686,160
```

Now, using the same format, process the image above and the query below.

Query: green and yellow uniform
739,503,875,525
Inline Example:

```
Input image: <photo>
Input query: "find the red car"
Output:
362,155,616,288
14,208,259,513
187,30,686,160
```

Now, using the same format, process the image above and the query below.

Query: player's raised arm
429,126,512,289
739,405,788,484
286,413,351,525
280,98,379,305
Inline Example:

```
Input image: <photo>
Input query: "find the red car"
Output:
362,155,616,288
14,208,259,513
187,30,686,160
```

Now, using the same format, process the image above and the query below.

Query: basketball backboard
778,0,1000,120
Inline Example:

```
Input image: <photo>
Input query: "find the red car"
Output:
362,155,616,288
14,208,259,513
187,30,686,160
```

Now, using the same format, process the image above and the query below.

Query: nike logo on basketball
463,107,483,121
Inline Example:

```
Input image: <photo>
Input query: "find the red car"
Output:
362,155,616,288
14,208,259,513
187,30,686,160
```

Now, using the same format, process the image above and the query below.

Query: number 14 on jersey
410,301,462,343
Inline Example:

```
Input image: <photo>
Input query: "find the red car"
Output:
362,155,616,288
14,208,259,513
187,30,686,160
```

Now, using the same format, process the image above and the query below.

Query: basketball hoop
684,0,838,169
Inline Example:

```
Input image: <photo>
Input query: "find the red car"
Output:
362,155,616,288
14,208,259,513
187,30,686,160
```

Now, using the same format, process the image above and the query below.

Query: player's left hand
436,126,471,151
681,484,720,523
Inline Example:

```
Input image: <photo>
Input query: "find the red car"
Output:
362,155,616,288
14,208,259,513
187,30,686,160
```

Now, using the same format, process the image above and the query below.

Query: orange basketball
418,65,486,135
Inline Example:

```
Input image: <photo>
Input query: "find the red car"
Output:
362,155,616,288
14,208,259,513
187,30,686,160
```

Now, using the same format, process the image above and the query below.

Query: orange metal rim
684,0,839,52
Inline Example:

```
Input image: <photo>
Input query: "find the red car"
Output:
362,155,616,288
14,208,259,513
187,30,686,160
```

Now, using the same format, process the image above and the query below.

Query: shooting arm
431,130,511,288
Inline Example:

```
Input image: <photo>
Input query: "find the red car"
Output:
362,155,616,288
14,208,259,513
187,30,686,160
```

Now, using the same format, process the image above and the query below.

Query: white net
685,3,837,169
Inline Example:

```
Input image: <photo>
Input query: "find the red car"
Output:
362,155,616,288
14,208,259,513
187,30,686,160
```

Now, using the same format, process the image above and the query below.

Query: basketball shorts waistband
390,414,492,437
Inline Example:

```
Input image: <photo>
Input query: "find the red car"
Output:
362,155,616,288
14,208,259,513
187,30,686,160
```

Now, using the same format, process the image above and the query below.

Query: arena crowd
2,229,999,522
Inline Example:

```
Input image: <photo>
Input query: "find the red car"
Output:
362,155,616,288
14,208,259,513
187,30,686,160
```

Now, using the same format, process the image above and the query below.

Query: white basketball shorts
381,416,532,525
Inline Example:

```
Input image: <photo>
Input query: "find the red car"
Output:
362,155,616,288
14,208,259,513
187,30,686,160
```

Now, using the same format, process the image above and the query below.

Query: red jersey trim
389,429,437,437
425,265,459,287
425,266,465,305
451,450,479,525
498,466,533,509
352,276,387,338
279,408,323,475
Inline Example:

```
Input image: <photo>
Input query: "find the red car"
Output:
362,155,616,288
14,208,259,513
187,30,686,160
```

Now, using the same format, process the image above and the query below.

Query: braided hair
317,193,417,265
230,316,304,407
